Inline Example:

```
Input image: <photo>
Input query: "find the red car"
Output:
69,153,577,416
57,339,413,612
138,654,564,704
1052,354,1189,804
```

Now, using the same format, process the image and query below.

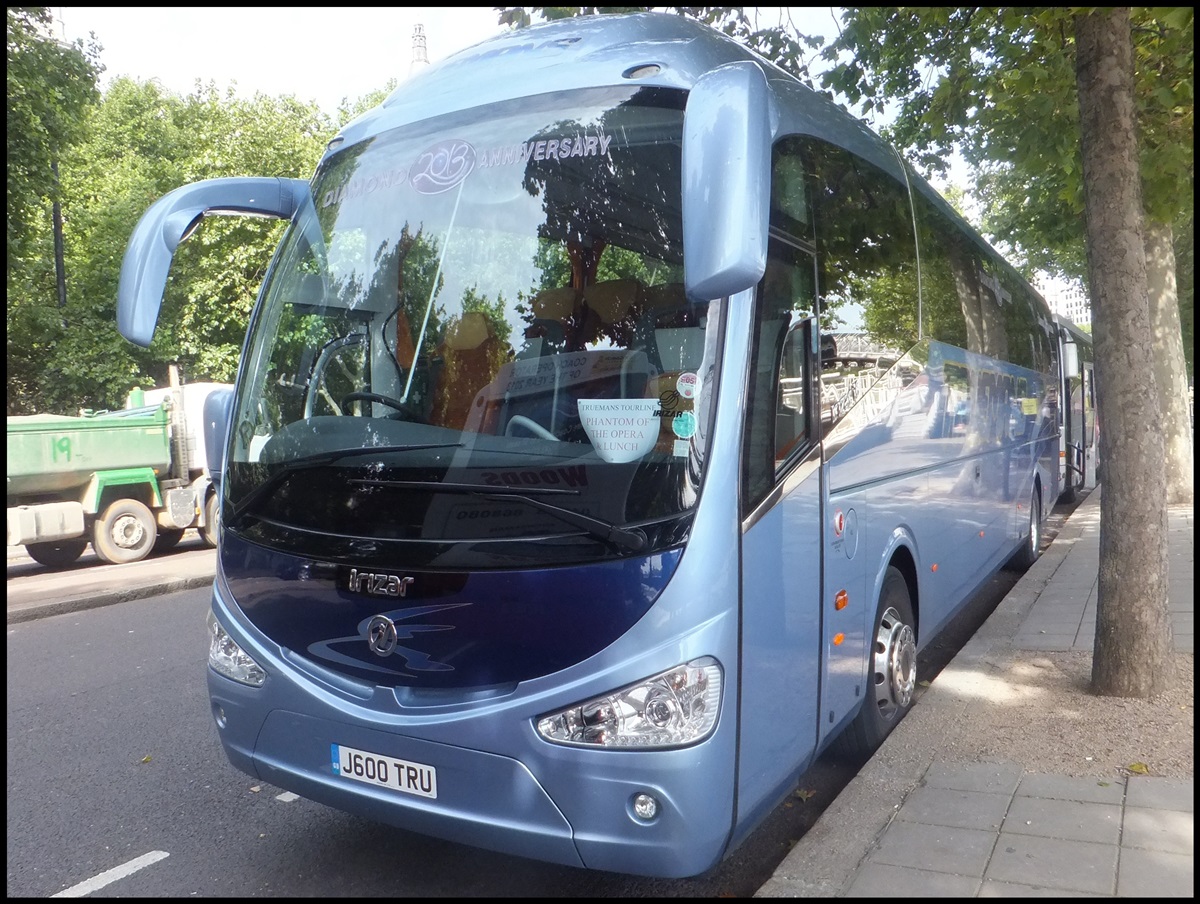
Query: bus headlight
207,610,266,687
536,657,721,748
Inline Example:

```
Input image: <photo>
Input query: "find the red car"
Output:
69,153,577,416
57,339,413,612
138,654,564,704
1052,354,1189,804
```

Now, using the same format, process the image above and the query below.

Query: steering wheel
505,414,559,441
341,391,426,423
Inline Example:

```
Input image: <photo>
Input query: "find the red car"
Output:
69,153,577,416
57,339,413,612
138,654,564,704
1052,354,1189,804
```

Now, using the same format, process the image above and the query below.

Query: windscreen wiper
351,478,648,552
228,443,464,528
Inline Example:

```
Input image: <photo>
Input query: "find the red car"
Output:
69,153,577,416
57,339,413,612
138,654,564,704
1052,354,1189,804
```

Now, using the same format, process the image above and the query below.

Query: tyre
153,528,185,553
835,566,917,758
1006,486,1042,571
26,538,88,569
200,492,220,549
92,498,156,565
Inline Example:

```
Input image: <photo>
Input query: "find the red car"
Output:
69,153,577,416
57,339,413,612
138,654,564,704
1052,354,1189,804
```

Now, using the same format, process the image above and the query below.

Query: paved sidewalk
6,534,216,624
757,488,1193,897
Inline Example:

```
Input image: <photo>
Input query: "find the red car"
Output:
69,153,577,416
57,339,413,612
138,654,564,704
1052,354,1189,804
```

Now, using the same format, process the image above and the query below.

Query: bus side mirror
203,388,234,490
1062,340,1080,379
682,60,772,301
117,176,312,347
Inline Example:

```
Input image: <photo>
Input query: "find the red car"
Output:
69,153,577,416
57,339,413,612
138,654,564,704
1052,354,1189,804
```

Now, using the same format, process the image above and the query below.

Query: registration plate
332,744,438,799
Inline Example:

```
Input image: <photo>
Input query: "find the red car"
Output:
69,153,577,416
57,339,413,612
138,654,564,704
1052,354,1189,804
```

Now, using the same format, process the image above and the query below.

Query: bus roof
325,12,903,181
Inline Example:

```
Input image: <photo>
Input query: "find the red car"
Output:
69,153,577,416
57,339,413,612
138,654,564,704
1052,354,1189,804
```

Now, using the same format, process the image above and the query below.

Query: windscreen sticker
321,166,409,208
656,386,682,415
676,372,698,400
324,130,613,206
671,410,697,440
673,439,691,458
577,399,658,463
477,131,613,169
411,139,477,194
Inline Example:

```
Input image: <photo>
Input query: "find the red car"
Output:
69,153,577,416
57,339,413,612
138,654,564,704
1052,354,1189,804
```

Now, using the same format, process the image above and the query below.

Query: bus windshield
225,85,717,566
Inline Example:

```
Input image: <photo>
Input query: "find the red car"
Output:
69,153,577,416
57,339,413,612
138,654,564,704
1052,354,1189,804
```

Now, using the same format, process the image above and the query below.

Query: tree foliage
6,7,103,412
6,7,102,272
15,78,333,414
6,9,424,415
820,8,1192,353
6,31,352,413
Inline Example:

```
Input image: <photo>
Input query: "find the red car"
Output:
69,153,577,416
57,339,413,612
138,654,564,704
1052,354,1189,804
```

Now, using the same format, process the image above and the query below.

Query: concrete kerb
6,573,216,625
755,491,1100,897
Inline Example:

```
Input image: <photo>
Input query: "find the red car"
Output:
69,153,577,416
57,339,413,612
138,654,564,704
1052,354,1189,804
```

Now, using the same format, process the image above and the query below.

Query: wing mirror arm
117,176,311,347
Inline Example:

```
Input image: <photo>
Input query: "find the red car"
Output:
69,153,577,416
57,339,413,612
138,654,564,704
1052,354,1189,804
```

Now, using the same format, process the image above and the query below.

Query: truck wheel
26,539,88,569
153,528,185,552
834,566,917,758
200,492,220,549
92,499,156,565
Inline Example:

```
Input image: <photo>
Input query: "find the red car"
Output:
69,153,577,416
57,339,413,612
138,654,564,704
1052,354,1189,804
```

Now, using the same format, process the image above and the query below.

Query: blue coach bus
117,12,1064,878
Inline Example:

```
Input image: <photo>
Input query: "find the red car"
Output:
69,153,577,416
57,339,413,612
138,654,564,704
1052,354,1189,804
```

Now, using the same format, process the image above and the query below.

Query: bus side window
776,320,811,462
742,238,818,513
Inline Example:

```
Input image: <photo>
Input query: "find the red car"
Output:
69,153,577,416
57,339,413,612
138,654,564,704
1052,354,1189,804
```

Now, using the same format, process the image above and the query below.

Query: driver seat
431,312,505,429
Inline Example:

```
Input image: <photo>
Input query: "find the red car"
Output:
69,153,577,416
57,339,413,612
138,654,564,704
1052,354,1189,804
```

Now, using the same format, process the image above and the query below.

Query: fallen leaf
1126,762,1150,775
793,788,816,801
250,785,262,793
140,755,152,764
918,680,932,687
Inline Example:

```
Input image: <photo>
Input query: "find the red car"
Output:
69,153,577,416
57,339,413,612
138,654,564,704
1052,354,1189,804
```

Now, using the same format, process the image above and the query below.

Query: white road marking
51,850,169,897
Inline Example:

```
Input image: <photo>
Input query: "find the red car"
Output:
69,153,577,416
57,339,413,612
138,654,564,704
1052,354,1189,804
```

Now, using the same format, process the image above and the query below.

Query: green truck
6,375,230,568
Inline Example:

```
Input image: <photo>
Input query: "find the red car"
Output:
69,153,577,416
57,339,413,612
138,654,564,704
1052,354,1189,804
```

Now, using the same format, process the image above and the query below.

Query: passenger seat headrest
444,311,492,350
642,282,687,310
583,279,643,324
531,287,579,321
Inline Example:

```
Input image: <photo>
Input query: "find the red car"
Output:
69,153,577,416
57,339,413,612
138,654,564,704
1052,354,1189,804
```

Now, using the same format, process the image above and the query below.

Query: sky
53,7,513,115
53,7,845,117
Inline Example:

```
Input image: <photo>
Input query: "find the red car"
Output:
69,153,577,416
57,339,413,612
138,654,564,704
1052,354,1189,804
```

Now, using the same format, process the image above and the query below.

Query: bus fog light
535,657,721,748
207,610,266,687
633,793,659,821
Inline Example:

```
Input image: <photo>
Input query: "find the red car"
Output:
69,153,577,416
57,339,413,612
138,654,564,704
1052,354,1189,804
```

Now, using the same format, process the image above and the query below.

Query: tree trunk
1145,219,1195,505
1074,8,1173,697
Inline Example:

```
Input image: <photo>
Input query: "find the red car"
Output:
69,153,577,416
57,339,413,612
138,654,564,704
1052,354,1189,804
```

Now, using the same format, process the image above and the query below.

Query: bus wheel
26,538,88,569
835,567,916,757
92,499,156,565
200,493,220,549
1007,487,1042,571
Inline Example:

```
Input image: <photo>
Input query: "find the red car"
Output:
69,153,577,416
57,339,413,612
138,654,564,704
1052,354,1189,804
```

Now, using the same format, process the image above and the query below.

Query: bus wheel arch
834,556,918,758
1007,477,1043,571
200,490,220,548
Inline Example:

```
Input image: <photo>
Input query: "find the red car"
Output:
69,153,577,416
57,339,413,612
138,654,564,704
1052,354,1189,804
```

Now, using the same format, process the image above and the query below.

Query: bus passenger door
736,242,825,833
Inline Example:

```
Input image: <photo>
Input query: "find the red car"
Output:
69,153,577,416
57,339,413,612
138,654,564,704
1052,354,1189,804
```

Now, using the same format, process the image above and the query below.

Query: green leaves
5,13,352,414
825,5,1191,289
